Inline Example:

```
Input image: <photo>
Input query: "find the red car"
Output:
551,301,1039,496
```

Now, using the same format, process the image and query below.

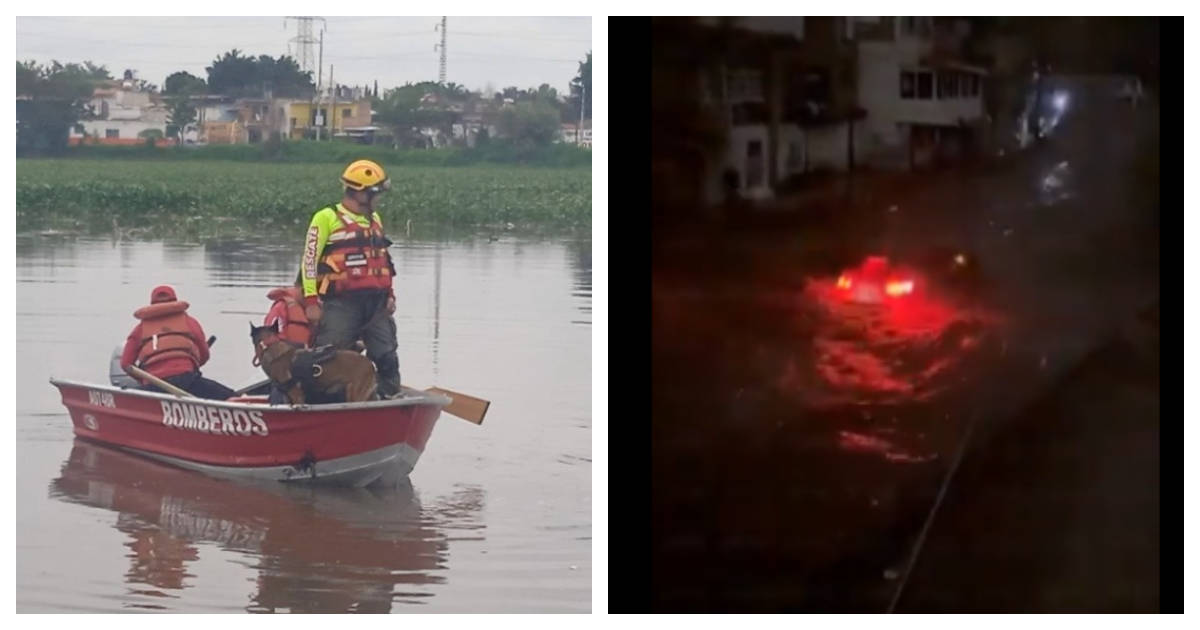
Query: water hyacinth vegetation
17,159,591,237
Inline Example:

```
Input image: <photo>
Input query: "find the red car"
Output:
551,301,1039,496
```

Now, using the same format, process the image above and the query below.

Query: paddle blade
426,387,490,425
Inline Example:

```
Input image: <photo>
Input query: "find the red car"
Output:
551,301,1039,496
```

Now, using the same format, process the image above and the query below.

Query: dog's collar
255,337,300,371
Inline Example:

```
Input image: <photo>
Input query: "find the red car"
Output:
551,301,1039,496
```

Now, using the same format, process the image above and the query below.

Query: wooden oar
125,365,195,398
225,380,489,425
426,386,490,425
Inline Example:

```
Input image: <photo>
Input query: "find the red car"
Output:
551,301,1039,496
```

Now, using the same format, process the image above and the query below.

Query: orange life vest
266,286,312,346
133,300,202,370
317,208,395,296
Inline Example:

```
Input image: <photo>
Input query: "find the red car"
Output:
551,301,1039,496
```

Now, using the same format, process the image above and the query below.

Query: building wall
778,124,802,176
287,102,313,138
286,99,372,138
199,104,237,123
202,121,246,144
69,136,172,147
71,119,166,140
335,100,372,129
774,122,867,177
724,125,772,199
807,125,852,171
858,40,984,166
852,16,894,41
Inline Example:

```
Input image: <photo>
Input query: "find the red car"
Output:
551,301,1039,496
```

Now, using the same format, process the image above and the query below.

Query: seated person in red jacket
120,285,234,400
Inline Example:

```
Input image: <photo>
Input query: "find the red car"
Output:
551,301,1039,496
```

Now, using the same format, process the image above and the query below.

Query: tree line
17,48,591,154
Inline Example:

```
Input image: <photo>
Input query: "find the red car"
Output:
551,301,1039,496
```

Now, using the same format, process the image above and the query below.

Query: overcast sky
16,16,591,96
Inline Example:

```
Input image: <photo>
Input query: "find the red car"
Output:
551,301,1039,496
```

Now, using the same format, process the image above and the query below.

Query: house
676,17,874,204
228,97,273,143
200,120,247,145
855,17,988,169
559,121,592,147
180,91,374,143
69,81,170,144
653,16,993,219
275,94,372,140
182,95,239,144
454,110,497,148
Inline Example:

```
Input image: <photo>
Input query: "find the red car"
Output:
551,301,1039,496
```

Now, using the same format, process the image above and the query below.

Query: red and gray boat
49,377,451,487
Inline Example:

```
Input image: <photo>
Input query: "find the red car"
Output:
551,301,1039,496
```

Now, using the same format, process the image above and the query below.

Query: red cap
150,285,177,303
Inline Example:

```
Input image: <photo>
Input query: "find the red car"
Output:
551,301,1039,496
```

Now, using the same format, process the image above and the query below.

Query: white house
855,16,987,169
559,121,592,147
693,17,869,204
71,85,169,142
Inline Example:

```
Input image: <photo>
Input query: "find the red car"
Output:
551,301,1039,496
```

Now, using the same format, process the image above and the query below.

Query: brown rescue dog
250,322,377,404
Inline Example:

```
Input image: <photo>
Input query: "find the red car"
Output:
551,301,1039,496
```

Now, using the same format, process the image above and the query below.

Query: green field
16,159,591,237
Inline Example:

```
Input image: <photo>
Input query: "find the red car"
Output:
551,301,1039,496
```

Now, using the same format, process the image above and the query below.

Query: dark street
652,57,1160,612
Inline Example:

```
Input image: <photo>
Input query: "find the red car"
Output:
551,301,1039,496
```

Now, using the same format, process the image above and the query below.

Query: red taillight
836,275,853,290
885,279,914,297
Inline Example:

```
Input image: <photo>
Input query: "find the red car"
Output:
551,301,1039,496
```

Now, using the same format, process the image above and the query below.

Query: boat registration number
88,390,116,408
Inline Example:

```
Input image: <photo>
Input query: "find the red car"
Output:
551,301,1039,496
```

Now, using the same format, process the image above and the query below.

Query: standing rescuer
300,159,402,398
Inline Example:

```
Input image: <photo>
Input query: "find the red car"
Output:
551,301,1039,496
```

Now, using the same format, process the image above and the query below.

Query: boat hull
50,378,449,487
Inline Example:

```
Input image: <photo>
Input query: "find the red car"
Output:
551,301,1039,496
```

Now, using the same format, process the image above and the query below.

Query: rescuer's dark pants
142,370,236,400
314,290,402,397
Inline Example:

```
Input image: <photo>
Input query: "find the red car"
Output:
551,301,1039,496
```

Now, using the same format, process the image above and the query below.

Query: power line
328,51,435,61
449,52,582,63
321,29,433,38
453,30,590,43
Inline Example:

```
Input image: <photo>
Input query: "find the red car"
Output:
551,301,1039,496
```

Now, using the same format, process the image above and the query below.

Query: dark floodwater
16,233,591,612
652,76,1159,611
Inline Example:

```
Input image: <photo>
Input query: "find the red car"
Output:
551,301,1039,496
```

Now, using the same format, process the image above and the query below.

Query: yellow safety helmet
340,159,391,193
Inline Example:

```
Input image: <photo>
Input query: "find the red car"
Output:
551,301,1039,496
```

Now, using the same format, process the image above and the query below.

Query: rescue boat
48,377,449,487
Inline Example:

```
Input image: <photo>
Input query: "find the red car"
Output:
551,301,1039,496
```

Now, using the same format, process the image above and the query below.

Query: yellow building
278,98,372,140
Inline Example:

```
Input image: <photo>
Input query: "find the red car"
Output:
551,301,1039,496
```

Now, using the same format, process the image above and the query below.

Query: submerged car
835,256,917,304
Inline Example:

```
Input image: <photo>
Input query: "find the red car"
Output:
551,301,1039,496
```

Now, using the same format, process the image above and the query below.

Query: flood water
16,232,592,612
652,75,1159,611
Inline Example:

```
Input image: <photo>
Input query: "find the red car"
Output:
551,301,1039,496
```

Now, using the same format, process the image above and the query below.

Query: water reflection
15,234,80,281
203,239,302,286
798,275,1000,410
434,243,441,377
50,440,486,613
566,239,592,325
